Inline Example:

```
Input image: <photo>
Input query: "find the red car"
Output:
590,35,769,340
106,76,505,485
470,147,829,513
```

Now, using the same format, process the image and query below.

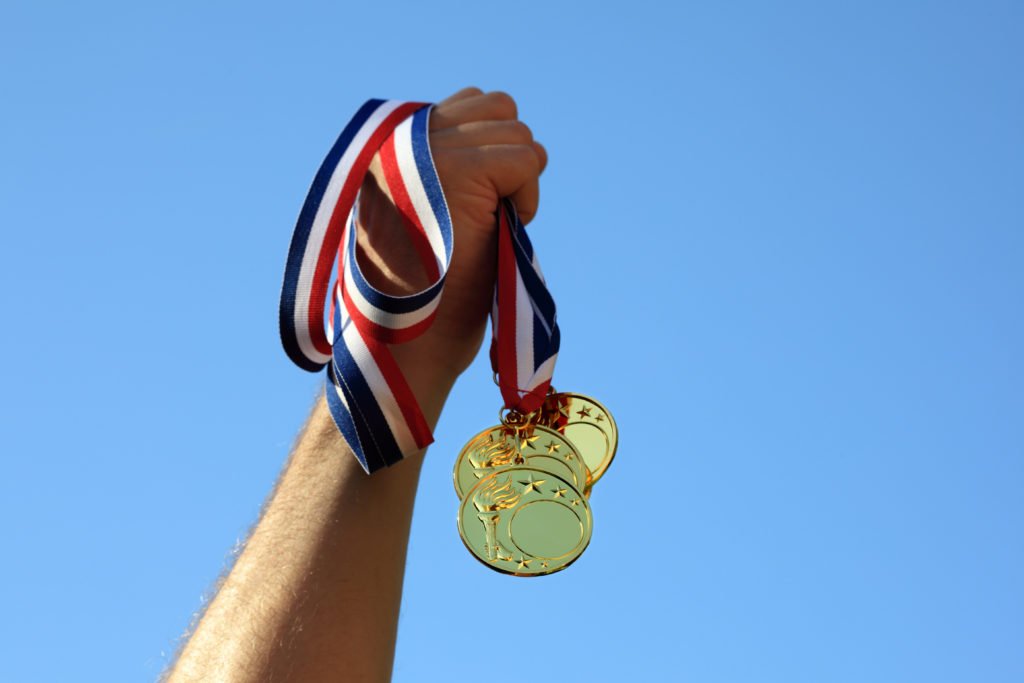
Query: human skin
167,88,547,682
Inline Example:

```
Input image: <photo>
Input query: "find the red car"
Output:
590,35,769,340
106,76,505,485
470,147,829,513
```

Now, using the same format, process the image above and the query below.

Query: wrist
390,343,460,429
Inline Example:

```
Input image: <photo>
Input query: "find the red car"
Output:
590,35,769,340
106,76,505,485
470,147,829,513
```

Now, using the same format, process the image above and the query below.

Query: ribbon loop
280,100,560,473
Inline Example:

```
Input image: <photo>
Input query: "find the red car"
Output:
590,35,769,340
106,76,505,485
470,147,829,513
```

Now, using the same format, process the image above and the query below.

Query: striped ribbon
280,99,559,473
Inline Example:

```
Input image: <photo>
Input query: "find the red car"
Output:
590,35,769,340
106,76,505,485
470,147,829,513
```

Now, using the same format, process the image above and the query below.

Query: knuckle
521,143,542,163
486,90,518,118
506,120,534,143
509,145,542,175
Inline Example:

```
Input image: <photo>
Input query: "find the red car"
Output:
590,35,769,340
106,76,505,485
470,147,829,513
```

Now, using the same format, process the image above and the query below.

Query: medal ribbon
491,199,560,415
279,100,559,473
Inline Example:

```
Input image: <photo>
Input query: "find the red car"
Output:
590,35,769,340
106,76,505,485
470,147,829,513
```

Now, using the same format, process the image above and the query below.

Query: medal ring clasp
499,408,531,429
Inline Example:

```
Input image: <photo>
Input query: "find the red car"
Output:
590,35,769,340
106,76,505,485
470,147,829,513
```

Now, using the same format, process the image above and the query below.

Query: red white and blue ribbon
280,99,559,473
491,199,560,416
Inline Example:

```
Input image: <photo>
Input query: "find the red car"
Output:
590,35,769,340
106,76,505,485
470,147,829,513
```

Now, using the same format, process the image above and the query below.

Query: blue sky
1,1,1022,680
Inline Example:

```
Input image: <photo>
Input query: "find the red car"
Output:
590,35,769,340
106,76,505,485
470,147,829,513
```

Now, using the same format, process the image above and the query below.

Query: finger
532,141,548,175
429,91,518,130
435,143,543,201
510,176,540,225
437,86,483,108
509,142,545,224
431,120,534,149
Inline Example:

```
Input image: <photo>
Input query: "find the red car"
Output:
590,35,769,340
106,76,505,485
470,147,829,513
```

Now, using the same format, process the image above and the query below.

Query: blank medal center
509,501,583,559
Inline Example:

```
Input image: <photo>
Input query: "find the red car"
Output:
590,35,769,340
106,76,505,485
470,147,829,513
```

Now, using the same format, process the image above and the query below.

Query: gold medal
452,424,588,498
453,396,612,576
457,466,592,576
536,392,618,489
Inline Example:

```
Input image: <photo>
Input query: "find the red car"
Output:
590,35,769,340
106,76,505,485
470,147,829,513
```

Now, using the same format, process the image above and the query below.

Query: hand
356,88,548,387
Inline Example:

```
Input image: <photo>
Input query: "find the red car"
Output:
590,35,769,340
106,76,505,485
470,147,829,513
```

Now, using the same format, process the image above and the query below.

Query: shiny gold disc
536,393,618,489
452,424,588,499
457,466,592,577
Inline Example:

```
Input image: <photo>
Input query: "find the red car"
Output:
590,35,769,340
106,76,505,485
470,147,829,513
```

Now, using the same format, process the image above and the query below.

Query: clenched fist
356,88,548,386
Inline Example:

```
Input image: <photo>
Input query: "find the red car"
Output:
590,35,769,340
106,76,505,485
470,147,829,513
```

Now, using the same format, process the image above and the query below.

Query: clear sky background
2,1,1022,681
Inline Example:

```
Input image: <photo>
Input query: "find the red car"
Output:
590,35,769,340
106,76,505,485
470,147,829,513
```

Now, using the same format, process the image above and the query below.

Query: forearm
170,368,454,683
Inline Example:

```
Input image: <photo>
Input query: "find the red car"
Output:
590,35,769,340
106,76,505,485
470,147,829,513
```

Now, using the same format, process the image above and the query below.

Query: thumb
438,143,544,203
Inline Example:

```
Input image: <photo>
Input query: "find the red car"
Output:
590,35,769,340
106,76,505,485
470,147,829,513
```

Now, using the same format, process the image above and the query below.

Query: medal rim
545,392,618,488
456,466,593,577
452,423,587,499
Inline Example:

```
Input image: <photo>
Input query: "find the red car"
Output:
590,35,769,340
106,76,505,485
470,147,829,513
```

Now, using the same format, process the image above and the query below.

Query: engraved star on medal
519,474,546,494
